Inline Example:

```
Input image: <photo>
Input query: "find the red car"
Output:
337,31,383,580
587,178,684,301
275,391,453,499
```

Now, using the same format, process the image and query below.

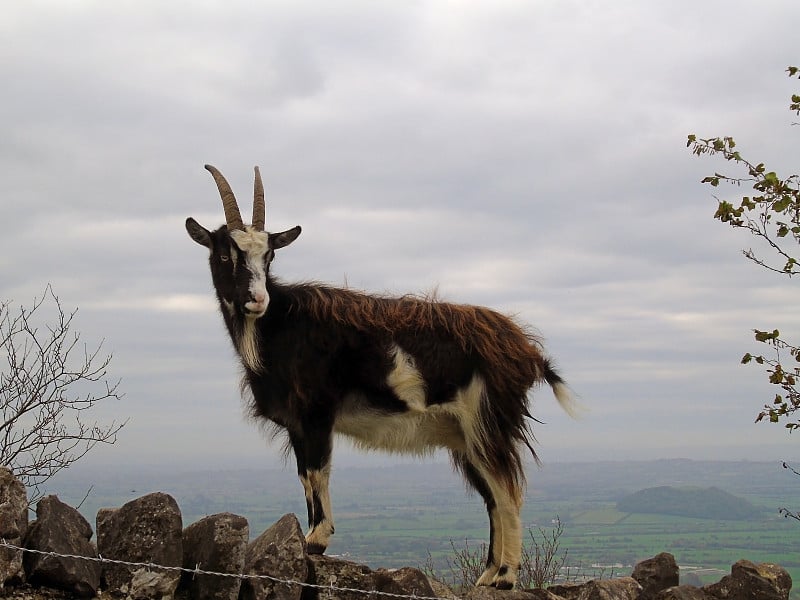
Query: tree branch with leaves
687,66,800,431
0,285,126,503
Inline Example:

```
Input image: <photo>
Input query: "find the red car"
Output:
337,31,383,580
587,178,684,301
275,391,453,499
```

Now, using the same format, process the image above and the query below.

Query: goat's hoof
306,542,327,555
476,566,498,587
493,579,514,590
491,565,516,590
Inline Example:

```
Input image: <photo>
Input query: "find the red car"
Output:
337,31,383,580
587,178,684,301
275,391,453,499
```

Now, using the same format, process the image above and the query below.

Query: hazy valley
43,459,799,594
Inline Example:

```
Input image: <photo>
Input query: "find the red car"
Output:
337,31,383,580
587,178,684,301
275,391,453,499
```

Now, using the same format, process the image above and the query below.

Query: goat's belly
333,405,466,454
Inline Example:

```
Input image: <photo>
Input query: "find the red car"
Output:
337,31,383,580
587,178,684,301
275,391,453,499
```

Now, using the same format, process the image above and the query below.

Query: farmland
48,459,799,595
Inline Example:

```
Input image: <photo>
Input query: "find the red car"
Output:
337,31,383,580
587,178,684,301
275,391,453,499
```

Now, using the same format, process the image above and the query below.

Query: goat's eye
220,255,229,262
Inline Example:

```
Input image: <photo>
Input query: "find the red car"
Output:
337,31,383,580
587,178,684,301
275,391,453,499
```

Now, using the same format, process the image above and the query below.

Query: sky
2,1,800,478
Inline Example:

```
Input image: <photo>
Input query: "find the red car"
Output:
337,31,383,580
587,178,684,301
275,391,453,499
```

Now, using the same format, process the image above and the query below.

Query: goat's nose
253,290,266,303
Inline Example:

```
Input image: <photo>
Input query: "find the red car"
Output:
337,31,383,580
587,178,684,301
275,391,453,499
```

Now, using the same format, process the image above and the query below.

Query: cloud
3,1,800,473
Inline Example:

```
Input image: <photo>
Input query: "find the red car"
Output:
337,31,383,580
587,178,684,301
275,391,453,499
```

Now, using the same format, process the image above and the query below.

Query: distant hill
616,486,761,520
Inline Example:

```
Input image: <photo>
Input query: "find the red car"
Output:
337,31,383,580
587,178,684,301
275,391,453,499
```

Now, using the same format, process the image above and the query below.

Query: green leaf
742,353,752,364
772,197,791,212
754,329,779,342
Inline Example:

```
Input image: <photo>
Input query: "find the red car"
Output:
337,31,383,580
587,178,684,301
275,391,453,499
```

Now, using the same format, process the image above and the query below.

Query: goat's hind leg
453,452,522,589
289,429,335,555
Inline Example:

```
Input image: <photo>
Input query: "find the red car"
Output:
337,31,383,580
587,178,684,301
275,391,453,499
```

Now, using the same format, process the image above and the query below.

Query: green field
48,459,800,597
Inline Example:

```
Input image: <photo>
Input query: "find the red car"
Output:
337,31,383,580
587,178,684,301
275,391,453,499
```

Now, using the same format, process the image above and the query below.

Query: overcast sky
3,2,800,478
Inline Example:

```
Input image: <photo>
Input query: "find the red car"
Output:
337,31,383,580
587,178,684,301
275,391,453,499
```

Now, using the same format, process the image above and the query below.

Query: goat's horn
252,166,265,231
205,164,245,231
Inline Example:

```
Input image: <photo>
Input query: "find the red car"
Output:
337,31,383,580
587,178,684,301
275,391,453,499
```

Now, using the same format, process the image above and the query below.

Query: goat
185,165,575,589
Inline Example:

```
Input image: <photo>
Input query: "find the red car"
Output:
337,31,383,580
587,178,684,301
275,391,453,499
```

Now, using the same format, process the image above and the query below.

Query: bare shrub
424,516,569,590
0,285,125,503
519,516,568,588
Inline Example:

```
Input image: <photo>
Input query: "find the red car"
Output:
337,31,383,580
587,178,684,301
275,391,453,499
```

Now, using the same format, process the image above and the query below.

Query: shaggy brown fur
284,282,554,496
288,283,548,395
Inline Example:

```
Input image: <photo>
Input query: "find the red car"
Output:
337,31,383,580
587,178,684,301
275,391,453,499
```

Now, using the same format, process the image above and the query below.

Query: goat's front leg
290,426,335,555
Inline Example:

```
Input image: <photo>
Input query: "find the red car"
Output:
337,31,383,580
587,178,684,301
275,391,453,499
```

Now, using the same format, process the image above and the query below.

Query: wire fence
0,539,447,600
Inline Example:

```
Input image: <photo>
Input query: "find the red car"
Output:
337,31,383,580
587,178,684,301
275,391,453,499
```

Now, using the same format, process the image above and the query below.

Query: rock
425,576,460,600
0,467,28,586
181,512,248,600
655,585,713,599
373,567,437,597
306,555,374,600
463,585,560,599
550,577,642,600
546,582,583,599
702,559,791,600
96,492,183,600
633,552,680,599
524,590,567,600
22,495,100,596
307,554,441,600
240,513,307,600
128,569,180,600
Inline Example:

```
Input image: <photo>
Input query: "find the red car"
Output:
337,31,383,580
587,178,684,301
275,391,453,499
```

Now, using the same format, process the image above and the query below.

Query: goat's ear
186,217,212,248
270,226,301,250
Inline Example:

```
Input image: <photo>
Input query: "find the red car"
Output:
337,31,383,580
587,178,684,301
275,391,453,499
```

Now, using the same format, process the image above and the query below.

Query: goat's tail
542,359,580,418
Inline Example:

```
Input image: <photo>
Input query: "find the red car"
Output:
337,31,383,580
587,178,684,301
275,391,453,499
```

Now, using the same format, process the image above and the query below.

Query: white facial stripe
229,228,270,315
246,251,267,299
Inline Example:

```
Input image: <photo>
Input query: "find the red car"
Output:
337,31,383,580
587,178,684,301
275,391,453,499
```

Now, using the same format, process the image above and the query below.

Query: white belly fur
334,361,486,455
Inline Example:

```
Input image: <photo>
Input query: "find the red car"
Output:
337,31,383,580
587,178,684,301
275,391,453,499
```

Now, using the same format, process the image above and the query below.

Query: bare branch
0,286,126,504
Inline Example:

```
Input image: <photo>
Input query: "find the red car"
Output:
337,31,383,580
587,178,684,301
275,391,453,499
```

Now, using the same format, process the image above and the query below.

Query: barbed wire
0,539,447,600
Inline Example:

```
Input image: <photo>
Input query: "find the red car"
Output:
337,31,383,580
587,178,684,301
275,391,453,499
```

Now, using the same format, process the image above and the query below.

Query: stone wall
0,467,792,600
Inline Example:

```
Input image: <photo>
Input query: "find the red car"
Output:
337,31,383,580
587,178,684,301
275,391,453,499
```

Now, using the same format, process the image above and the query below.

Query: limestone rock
425,576,459,600
240,513,307,600
306,555,373,600
308,554,437,600
181,512,248,600
0,467,28,586
633,552,680,599
96,492,183,599
655,585,713,599
128,569,180,600
545,577,643,600
373,567,437,598
547,582,583,599
702,559,791,600
23,495,100,597
463,585,561,599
